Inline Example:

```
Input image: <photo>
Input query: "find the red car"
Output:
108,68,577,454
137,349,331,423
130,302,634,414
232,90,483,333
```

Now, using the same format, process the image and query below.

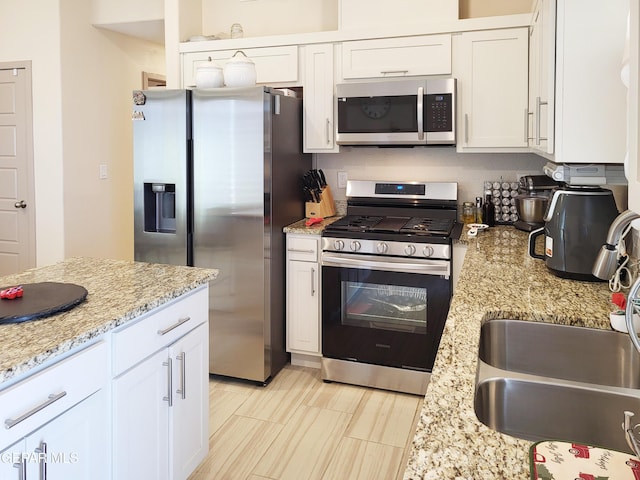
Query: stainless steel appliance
336,78,456,146
320,180,462,395
133,87,311,383
528,186,619,281
513,175,562,232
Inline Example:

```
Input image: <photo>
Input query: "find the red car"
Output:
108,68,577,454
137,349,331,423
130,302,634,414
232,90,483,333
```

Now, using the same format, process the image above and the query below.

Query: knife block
305,186,336,218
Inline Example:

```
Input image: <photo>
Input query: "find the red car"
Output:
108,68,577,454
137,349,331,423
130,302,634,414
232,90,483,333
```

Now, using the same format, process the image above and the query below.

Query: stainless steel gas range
320,180,462,395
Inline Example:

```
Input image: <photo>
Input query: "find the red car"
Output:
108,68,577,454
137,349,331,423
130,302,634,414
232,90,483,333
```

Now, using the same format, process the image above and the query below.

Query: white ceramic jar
223,51,257,87
195,60,223,88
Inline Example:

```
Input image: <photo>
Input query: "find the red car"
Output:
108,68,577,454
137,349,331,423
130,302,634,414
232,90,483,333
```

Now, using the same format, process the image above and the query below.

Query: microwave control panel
425,93,452,132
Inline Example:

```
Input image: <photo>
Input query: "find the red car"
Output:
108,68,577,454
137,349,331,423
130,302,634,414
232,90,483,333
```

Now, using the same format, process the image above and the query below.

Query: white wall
60,0,165,261
0,0,65,267
201,0,339,38
0,0,164,266
317,148,547,208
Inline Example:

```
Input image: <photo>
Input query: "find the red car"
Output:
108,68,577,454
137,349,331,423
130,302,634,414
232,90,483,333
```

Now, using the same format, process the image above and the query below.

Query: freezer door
192,87,269,381
133,89,190,266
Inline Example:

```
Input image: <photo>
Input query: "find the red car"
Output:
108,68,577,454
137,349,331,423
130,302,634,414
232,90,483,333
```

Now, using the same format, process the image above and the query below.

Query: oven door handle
322,253,450,276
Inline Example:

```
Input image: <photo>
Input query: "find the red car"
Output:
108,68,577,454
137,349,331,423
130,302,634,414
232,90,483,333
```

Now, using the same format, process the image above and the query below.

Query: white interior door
0,63,35,275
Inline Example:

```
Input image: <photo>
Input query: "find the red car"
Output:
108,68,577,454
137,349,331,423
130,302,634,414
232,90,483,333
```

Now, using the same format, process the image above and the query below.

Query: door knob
14,200,26,208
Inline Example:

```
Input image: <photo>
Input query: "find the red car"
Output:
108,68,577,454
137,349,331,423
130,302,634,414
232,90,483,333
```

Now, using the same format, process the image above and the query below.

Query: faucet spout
592,209,640,280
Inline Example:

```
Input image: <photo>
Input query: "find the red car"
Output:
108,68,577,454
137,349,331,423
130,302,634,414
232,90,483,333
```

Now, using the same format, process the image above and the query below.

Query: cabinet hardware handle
464,114,469,144
13,459,26,480
535,96,548,145
380,70,408,75
524,108,530,142
157,316,191,336
287,248,315,254
163,358,173,406
326,118,331,145
310,267,316,296
417,86,424,141
5,391,67,430
176,352,186,400
35,441,47,480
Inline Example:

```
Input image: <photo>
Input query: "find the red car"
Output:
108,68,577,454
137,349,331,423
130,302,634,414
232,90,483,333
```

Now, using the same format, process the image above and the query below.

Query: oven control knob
422,246,435,257
376,242,388,254
334,240,345,251
350,241,361,252
404,244,416,256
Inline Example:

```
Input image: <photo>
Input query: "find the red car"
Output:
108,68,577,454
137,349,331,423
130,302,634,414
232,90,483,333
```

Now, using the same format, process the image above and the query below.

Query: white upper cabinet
182,46,299,88
528,0,555,155
303,44,339,152
340,35,452,80
543,0,628,164
454,28,529,151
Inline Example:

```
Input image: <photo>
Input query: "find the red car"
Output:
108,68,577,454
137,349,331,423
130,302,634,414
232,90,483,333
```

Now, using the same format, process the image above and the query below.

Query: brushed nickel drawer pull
5,391,67,429
157,316,191,336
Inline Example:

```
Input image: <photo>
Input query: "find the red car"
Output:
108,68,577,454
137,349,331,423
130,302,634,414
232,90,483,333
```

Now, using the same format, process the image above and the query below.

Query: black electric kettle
528,186,619,281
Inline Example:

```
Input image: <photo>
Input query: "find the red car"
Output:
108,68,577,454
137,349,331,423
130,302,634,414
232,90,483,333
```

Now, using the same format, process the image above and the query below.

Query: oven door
321,252,451,371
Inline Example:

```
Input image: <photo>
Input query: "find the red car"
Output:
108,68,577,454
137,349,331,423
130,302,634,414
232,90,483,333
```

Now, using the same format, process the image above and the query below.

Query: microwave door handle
417,87,424,141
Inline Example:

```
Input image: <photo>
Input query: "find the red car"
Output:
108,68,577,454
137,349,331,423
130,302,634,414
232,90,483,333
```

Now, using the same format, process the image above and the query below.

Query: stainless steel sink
474,319,640,453
478,319,640,388
474,376,640,453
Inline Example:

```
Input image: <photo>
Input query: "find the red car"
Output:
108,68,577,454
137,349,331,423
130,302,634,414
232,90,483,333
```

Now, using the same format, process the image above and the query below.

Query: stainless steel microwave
336,78,456,146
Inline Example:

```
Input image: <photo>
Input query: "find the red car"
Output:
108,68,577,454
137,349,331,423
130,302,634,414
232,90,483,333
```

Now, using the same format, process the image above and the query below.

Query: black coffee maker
528,185,619,281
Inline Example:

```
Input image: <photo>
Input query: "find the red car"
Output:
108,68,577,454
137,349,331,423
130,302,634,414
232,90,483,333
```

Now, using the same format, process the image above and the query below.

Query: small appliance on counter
513,175,563,232
528,185,619,281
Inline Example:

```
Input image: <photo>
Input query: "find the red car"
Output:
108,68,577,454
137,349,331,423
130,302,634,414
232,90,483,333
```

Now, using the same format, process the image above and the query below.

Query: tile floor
188,364,423,480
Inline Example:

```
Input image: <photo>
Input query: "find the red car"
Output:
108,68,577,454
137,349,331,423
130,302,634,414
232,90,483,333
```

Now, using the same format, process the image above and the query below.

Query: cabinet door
170,323,209,480
113,348,170,480
303,44,339,153
529,0,556,155
456,28,529,150
25,390,109,480
0,440,26,480
287,259,320,354
341,35,451,80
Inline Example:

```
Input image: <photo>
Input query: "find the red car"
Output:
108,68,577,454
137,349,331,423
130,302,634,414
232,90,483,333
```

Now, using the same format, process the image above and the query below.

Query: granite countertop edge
0,257,218,385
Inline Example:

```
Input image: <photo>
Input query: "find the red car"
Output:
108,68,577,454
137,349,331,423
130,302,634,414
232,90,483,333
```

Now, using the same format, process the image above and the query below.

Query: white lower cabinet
286,234,321,357
113,290,209,480
0,341,109,480
1,390,108,480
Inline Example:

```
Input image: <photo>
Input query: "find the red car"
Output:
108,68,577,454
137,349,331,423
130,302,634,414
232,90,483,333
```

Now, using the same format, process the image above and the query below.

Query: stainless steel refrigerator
133,86,311,383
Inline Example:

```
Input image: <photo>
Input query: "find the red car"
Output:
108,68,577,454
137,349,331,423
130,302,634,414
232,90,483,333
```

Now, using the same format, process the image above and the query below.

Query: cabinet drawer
182,46,299,87
0,341,107,451
341,35,451,80
111,286,208,376
287,236,319,262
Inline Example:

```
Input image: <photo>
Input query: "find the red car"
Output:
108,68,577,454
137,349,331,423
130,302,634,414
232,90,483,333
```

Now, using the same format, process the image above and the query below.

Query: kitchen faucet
593,209,640,352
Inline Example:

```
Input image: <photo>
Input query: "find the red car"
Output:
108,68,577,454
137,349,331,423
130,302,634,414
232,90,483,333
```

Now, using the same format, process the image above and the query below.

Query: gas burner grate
400,217,454,235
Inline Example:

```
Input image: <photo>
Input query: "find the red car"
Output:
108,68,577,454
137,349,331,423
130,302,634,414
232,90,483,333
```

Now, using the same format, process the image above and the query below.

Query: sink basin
474,376,640,453
474,319,640,453
478,319,640,388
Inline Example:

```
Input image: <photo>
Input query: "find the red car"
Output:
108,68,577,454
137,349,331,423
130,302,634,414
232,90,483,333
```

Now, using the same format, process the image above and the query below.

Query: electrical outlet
99,164,108,180
337,171,348,189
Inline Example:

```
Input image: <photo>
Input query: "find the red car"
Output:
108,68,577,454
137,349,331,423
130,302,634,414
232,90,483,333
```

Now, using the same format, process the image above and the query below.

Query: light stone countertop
283,216,342,235
0,257,217,385
403,226,614,479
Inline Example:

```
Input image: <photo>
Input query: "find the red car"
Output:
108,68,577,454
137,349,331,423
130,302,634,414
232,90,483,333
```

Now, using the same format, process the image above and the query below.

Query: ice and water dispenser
143,183,176,233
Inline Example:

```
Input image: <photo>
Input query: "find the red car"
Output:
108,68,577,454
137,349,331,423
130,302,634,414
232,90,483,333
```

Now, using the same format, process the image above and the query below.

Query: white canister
195,60,223,88
223,51,257,87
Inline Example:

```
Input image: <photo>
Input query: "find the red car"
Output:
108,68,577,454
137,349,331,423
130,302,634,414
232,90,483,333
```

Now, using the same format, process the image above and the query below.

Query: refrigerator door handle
274,94,281,115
